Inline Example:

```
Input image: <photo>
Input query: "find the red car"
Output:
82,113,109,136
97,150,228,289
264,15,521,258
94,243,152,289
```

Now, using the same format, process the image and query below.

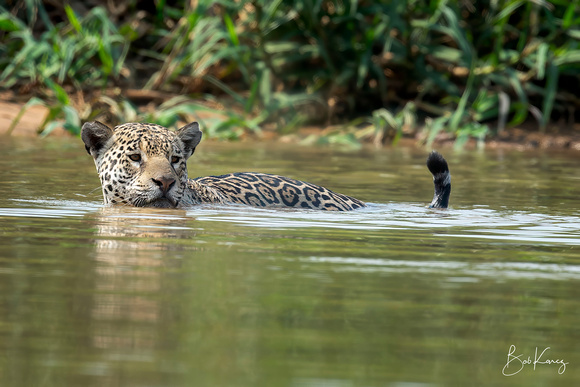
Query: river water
0,137,578,386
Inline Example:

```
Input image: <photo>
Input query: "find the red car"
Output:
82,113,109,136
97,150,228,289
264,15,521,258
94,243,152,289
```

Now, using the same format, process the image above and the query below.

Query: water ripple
300,256,580,281
1,200,579,246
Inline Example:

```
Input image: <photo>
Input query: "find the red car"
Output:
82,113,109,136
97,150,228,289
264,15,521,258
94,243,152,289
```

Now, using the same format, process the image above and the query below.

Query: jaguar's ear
81,121,114,158
177,122,202,159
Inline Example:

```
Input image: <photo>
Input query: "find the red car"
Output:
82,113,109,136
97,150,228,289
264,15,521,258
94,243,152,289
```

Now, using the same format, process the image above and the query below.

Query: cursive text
502,345,568,376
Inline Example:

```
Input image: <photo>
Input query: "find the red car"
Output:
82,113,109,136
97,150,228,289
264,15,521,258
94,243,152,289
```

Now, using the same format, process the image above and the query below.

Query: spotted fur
82,121,366,210
193,173,365,210
82,121,450,210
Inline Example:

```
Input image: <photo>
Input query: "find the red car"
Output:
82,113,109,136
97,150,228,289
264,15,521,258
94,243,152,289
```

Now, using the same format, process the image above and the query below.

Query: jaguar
81,121,451,210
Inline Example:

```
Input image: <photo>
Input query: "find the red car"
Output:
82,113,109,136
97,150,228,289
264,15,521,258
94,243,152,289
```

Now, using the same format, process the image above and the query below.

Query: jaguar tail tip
427,151,451,209
427,151,449,175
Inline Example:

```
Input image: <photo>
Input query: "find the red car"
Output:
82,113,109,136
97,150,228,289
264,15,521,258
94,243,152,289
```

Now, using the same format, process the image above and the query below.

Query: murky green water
0,137,579,386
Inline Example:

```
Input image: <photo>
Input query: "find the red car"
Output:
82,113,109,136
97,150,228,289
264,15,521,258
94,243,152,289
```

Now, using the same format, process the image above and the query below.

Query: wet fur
82,121,450,210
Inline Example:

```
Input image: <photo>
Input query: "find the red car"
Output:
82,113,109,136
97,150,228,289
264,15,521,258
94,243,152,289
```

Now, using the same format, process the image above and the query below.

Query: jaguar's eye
129,154,141,162
171,156,181,164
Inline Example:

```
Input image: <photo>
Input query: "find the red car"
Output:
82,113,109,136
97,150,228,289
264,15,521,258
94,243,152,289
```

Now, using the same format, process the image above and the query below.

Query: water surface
0,137,579,386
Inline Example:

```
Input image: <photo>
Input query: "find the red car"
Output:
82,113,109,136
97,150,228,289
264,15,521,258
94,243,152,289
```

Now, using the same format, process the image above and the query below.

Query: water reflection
89,208,190,354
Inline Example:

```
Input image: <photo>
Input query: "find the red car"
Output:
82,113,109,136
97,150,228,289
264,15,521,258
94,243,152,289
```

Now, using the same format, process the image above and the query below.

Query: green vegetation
1,0,579,145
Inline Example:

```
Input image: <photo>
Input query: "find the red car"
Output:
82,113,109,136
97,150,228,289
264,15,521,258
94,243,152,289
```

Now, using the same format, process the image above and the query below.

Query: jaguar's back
193,172,365,210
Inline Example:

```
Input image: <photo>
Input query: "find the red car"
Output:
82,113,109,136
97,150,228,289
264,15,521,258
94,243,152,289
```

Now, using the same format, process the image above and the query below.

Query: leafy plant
1,5,127,88
1,0,579,146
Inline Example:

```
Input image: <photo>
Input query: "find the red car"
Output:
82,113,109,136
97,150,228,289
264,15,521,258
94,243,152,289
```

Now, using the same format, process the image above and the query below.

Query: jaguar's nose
152,176,176,193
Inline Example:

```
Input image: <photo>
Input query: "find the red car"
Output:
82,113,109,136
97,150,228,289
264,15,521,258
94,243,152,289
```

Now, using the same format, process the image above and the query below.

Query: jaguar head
82,121,202,208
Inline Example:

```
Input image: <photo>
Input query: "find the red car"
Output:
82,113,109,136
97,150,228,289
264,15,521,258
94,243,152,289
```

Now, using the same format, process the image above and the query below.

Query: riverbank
2,98,580,151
